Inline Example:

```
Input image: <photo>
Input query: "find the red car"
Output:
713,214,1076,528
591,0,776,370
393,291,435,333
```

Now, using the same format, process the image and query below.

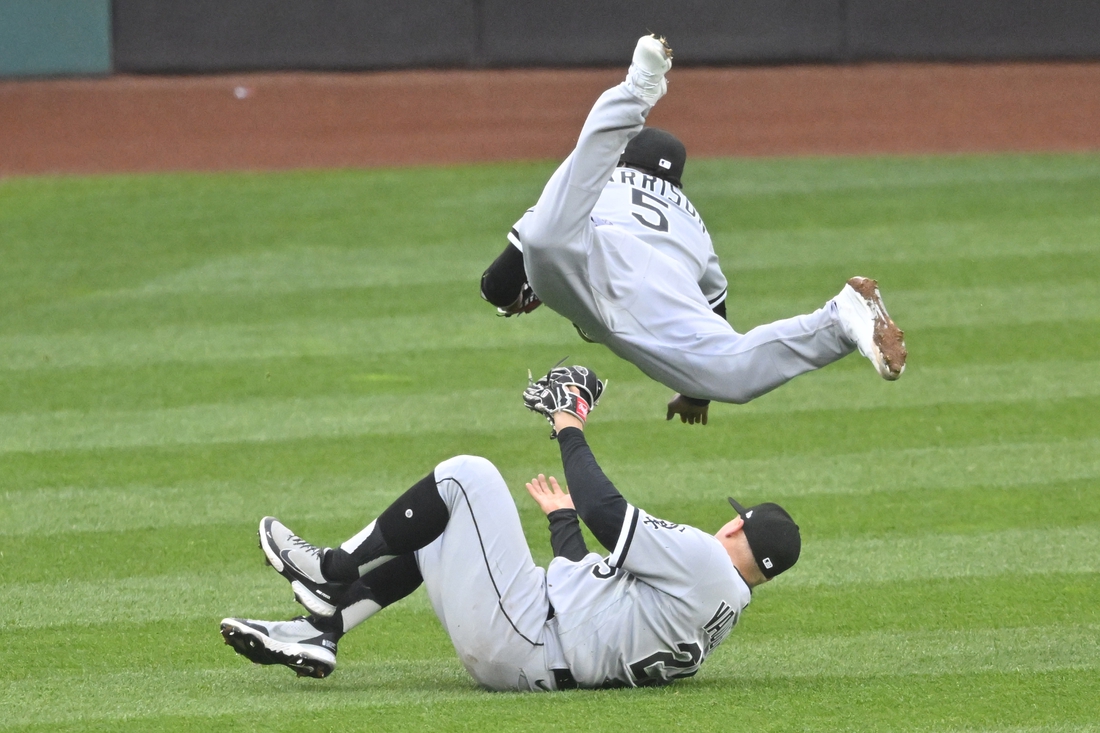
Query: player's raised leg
220,616,339,678
527,34,671,246
834,276,907,379
597,265,906,404
257,469,450,615
237,455,559,689
221,552,425,678
412,455,559,691
520,36,672,322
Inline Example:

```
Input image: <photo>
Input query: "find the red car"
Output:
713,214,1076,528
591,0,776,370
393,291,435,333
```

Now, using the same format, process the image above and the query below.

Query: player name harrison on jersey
612,168,703,223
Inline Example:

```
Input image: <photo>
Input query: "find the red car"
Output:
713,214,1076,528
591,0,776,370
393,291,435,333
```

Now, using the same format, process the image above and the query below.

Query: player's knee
434,455,507,500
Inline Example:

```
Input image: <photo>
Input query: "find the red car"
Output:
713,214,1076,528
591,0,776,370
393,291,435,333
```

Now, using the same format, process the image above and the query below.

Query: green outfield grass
2,153,1098,732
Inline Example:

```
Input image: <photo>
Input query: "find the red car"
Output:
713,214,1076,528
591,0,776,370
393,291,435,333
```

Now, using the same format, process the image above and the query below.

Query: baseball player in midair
220,363,801,689
480,35,908,425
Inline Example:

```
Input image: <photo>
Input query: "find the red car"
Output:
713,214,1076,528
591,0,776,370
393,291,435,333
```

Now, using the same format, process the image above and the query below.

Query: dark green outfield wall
0,0,110,77
2,0,1098,78
109,0,1100,72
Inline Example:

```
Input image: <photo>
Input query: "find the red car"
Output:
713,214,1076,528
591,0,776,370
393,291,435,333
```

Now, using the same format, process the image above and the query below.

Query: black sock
312,554,423,635
323,472,448,582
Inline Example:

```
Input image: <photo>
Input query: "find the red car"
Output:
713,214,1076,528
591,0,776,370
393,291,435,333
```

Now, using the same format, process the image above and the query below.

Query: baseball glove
497,282,542,317
523,364,605,436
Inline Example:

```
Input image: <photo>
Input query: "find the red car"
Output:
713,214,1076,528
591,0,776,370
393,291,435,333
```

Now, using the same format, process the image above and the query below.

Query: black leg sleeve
480,242,528,307
311,553,423,635
324,472,449,581
374,473,449,554
355,552,423,607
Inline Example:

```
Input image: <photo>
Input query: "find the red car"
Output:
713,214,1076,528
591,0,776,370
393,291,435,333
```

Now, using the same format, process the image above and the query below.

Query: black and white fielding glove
523,365,605,438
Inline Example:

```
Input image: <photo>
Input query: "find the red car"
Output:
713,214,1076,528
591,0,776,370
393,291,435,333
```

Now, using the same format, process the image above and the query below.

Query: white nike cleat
625,34,673,104
834,277,907,380
220,616,338,678
259,517,348,617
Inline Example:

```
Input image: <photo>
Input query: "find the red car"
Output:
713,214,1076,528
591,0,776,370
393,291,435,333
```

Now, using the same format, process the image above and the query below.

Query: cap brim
727,497,748,516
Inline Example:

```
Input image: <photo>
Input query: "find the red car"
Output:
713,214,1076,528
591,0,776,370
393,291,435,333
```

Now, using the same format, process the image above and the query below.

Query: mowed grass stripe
2,154,1097,732
6,526,1097,629
715,214,1100,270
28,214,1100,306
793,527,1100,587
2,282,1096,371
750,572,1100,635
2,320,1097,416
59,214,1100,295
0,311,572,371
2,571,438,629
4,571,287,628
131,243,492,294
10,574,1097,665
4,435,1098,536
3,627,1096,727
614,436,1100,502
8,673,1097,733
709,625,1100,678
689,152,1100,197
2,359,1099,451
5,482,1094,577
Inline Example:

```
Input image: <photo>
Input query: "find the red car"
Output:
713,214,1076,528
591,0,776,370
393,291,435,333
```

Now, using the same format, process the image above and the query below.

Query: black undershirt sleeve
546,509,590,561
556,427,628,551
480,242,527,307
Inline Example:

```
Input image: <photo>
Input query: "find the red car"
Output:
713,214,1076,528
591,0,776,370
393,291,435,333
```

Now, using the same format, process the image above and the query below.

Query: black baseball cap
727,498,801,579
618,128,686,187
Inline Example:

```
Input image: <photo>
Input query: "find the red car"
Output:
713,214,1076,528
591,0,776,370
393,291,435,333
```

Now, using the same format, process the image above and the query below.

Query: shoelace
289,534,323,559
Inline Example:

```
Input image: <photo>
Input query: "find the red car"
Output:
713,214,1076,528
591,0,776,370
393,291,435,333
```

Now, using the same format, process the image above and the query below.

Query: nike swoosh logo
280,549,309,577
534,679,551,691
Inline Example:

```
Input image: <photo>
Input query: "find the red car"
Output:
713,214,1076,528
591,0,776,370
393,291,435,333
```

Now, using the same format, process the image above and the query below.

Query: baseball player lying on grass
480,35,907,426
221,365,801,690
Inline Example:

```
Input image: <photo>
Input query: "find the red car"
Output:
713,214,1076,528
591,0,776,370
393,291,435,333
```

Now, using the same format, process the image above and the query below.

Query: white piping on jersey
507,228,522,251
608,504,640,569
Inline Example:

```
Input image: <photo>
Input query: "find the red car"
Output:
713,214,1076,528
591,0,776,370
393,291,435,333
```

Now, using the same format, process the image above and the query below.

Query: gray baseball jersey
517,82,855,404
511,168,727,312
546,504,749,687
415,455,748,691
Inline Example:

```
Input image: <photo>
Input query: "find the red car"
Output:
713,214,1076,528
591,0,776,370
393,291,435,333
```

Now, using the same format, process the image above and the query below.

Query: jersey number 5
631,189,670,232
629,642,703,686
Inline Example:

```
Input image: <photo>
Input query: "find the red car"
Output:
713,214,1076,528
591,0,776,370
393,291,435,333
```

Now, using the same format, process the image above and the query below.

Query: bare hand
524,474,574,515
666,394,709,425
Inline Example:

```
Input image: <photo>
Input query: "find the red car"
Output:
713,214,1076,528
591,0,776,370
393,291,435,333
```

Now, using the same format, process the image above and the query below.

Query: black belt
553,667,578,690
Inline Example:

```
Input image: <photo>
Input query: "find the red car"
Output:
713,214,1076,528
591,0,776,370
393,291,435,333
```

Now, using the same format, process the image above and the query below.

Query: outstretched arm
552,412,629,552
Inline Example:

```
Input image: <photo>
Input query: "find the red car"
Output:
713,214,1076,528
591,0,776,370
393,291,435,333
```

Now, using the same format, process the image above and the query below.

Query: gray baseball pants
521,83,856,404
415,455,568,692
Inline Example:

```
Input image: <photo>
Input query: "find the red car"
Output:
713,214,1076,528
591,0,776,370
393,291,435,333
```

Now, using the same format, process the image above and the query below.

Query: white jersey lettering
545,505,750,688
